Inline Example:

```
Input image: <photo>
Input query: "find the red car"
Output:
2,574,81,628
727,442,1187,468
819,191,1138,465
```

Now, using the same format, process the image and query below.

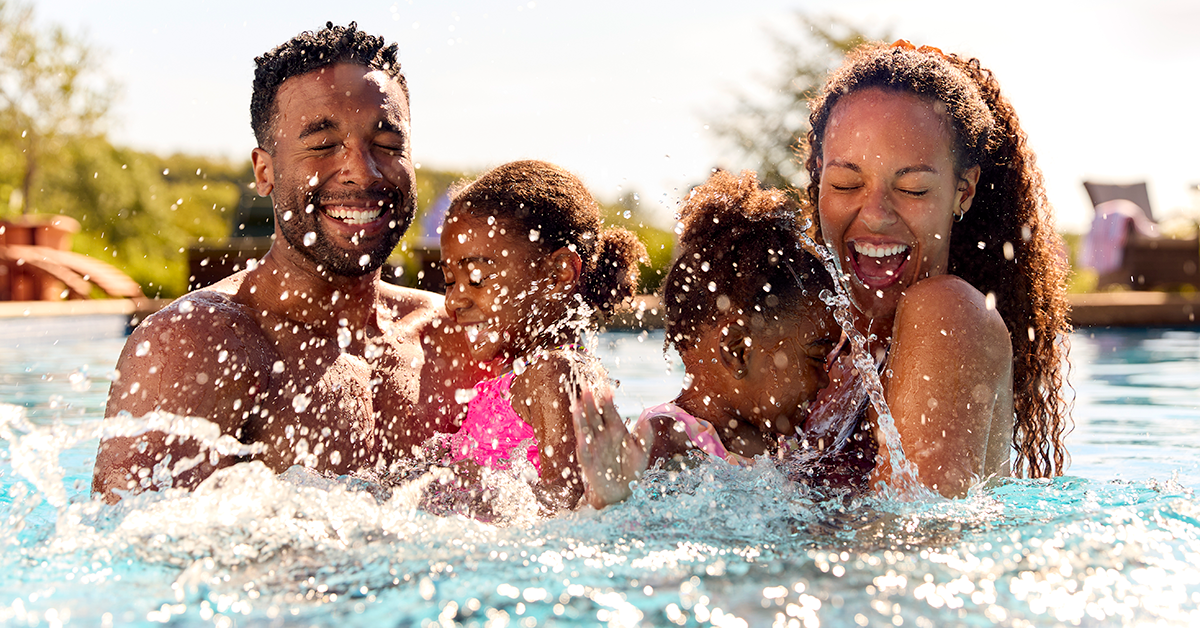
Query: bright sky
32,0,1200,233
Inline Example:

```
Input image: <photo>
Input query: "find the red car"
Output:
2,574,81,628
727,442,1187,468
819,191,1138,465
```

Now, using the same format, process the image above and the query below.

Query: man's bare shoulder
135,281,266,349
378,282,445,322
109,280,275,419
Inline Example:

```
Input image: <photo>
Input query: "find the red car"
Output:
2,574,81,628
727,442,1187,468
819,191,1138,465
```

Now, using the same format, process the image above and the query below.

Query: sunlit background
19,0,1200,234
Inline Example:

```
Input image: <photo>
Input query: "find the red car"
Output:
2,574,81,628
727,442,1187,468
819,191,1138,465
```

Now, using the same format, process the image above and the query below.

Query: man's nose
338,143,383,187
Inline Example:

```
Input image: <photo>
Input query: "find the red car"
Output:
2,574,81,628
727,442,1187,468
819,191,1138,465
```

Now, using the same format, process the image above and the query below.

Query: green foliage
0,1,115,214
603,192,674,294
709,15,885,194
35,138,243,297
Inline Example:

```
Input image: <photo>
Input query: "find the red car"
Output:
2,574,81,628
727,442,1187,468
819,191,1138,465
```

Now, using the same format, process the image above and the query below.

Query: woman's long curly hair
803,42,1072,478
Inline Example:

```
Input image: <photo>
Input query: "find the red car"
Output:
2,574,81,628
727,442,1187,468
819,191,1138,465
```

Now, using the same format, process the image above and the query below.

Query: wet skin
92,63,486,503
816,88,1013,497
573,305,838,509
440,211,601,510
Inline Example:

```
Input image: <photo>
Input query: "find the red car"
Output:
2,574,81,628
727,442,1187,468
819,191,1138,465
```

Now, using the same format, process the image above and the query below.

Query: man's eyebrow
298,118,336,140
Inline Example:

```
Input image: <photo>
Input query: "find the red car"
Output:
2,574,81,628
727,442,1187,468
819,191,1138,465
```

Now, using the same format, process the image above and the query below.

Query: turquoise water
2,327,1199,626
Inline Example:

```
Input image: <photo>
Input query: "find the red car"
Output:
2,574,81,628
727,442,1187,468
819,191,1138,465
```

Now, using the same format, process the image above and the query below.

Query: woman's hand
571,388,649,509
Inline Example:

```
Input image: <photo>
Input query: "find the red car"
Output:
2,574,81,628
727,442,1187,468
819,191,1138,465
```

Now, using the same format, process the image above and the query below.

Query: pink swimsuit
448,372,541,473
635,403,753,467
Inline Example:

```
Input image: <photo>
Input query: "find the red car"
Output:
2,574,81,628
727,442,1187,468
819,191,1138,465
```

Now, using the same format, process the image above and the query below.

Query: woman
804,41,1071,496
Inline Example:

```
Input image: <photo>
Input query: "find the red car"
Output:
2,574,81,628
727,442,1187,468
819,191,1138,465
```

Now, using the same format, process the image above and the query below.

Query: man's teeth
854,242,908,258
325,206,383,225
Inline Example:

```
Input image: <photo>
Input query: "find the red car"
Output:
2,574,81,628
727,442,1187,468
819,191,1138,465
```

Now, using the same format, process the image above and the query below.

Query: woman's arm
872,274,1014,497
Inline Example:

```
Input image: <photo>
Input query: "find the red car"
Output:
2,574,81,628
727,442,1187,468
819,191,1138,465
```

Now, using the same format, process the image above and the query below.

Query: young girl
438,160,646,511
573,170,868,509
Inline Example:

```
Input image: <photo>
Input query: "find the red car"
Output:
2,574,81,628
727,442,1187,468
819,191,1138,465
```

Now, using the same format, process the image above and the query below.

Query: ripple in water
1,404,1198,627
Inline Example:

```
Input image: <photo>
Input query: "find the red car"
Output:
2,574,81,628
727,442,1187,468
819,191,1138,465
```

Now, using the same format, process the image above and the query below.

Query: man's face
253,63,416,277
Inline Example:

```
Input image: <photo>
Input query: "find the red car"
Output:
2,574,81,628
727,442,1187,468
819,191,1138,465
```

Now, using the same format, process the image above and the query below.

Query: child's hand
572,387,648,509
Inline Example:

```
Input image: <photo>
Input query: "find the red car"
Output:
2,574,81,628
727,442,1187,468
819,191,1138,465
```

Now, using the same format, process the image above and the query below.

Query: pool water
2,327,1199,627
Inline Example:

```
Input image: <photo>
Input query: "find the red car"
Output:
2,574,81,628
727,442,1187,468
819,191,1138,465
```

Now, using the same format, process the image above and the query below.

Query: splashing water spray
799,224,925,498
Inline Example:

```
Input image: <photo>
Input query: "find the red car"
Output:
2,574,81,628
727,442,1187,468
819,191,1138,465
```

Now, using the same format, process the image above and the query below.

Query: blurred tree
38,140,243,296
0,1,115,215
709,15,885,194
605,190,674,294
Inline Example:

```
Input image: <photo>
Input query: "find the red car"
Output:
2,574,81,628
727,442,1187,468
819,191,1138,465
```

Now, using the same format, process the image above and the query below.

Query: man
92,23,484,502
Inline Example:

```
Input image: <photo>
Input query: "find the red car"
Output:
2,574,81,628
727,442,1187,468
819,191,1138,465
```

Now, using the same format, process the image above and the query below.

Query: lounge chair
1080,181,1200,290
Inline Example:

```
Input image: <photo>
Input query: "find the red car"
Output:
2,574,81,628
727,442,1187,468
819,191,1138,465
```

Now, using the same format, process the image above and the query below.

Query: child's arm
571,388,649,509
509,352,587,511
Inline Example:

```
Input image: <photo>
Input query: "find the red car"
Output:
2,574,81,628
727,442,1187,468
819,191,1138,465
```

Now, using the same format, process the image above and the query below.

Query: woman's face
817,87,978,326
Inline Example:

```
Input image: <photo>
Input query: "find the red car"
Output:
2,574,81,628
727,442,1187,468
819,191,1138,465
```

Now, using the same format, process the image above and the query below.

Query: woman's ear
957,165,981,214
251,147,275,197
547,247,583,293
718,323,750,380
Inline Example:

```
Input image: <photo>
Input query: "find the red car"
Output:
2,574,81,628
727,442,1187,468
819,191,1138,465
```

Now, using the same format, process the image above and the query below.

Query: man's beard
276,187,415,278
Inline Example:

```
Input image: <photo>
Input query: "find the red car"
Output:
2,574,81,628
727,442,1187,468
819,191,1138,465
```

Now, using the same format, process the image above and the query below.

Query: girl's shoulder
510,345,608,397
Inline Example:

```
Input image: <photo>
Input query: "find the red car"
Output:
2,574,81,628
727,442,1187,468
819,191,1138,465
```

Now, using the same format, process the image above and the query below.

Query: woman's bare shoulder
896,275,1010,353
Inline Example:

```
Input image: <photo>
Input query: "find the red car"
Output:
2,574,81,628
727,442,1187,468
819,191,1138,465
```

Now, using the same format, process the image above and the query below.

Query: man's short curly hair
251,22,408,149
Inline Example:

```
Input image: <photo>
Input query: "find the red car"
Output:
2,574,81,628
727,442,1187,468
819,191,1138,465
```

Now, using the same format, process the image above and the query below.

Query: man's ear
718,323,750,380
251,147,275,197
547,247,583,292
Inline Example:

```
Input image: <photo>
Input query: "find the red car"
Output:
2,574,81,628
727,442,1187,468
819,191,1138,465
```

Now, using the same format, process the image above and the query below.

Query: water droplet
135,341,151,357
469,268,482,283
455,388,478,404
308,173,319,186
707,281,717,292
338,327,352,349
622,210,631,219
358,254,370,267
528,229,540,242
69,368,91,392
329,450,342,466
218,350,229,363
283,210,293,221
273,361,285,374
292,394,311,412
303,232,316,246
178,300,195,314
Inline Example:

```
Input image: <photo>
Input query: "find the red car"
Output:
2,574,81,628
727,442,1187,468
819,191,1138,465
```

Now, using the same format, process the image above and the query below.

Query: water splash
799,227,924,496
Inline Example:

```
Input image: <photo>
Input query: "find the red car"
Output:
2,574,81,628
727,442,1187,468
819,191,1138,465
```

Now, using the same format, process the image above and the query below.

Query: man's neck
246,239,384,335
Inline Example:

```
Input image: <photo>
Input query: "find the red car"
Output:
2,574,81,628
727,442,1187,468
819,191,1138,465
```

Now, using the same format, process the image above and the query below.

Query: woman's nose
859,186,898,231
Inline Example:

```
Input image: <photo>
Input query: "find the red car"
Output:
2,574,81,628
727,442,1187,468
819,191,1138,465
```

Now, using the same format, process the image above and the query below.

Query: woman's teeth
853,242,908,258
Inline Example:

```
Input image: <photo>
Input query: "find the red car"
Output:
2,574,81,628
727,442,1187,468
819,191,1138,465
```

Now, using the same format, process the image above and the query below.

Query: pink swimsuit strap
636,403,753,467
449,371,540,473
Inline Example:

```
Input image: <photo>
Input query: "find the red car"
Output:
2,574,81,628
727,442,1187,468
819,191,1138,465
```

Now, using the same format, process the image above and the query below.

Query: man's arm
92,295,269,502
